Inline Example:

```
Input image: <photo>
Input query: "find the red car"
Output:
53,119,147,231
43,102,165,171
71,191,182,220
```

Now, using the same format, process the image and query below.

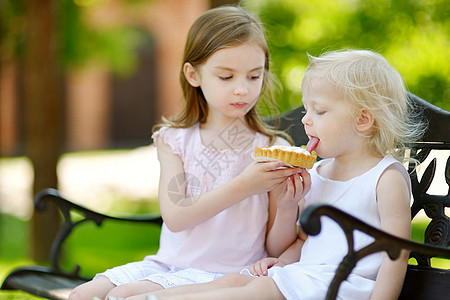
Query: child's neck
320,149,383,182
200,117,255,151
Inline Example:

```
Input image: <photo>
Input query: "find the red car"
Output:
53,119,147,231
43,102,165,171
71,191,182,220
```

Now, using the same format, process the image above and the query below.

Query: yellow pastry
254,146,317,168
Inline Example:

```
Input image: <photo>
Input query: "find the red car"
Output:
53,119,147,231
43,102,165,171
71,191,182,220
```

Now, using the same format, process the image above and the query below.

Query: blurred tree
243,0,450,112
60,0,144,75
25,0,62,263
0,0,145,262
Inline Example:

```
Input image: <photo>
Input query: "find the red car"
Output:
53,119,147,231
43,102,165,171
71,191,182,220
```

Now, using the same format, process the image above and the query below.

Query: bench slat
2,267,87,300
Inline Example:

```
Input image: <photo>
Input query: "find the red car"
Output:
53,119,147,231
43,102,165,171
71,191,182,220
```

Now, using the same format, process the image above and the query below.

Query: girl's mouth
231,102,247,109
306,136,319,153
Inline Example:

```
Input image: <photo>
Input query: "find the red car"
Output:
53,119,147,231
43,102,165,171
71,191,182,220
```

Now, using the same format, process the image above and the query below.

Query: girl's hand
276,168,311,210
237,161,304,197
249,257,286,277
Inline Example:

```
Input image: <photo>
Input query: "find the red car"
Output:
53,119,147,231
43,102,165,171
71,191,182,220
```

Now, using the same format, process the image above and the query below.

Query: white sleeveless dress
269,156,410,300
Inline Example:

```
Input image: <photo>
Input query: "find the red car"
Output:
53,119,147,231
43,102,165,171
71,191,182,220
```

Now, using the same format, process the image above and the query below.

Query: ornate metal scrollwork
409,145,450,267
425,216,450,247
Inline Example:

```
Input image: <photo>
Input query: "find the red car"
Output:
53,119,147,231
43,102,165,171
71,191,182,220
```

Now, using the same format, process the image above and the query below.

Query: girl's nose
301,113,311,126
233,80,248,96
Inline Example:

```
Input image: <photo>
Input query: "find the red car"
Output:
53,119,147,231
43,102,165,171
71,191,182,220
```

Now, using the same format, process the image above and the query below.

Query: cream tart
254,145,317,169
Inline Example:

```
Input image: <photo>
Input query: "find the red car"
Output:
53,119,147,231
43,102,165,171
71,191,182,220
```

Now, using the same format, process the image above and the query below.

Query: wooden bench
2,92,449,299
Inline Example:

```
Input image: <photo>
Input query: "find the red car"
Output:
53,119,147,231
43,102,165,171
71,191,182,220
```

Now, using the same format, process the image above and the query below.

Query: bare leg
106,280,164,298
158,276,284,300
127,274,253,300
69,276,115,300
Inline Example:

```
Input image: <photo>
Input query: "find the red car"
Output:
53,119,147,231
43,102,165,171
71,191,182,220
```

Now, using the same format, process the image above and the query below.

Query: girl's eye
315,110,325,115
249,75,261,80
301,106,308,114
219,76,232,80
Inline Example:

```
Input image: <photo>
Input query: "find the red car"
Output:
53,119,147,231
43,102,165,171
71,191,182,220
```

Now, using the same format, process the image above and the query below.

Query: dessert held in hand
254,137,318,168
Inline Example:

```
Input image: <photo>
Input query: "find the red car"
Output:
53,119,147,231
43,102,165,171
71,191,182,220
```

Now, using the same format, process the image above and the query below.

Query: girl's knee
249,276,285,299
106,280,163,298
216,273,255,288
68,276,115,300
68,286,85,300
69,283,99,300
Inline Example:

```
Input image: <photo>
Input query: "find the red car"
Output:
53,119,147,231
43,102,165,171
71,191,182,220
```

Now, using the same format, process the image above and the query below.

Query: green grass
0,214,41,299
0,212,161,298
0,291,43,299
61,216,162,278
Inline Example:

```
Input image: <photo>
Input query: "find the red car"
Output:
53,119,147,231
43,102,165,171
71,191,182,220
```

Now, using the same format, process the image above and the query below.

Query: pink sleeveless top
147,123,290,273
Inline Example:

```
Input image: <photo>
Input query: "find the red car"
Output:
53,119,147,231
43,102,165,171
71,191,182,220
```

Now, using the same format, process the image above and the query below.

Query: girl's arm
272,199,309,265
370,165,411,300
265,169,311,257
251,223,308,276
156,138,303,232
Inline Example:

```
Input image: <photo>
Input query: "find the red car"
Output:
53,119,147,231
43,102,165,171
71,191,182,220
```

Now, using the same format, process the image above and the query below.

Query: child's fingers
249,263,257,275
260,259,272,276
293,173,303,195
260,160,286,171
291,170,309,195
262,161,302,175
284,176,295,196
255,162,305,192
250,261,264,276
300,169,312,193
263,172,296,191
256,263,265,276
270,169,304,185
250,258,276,276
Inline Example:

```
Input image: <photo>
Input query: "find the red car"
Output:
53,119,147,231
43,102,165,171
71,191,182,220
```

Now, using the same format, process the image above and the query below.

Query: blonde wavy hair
304,50,425,161
153,5,291,145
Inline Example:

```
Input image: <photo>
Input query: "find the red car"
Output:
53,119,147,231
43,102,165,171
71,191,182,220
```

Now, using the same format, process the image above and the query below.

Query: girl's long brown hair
154,5,291,145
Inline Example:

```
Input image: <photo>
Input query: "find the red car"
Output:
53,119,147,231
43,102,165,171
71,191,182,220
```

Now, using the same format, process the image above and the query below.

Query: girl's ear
355,109,374,133
183,62,201,87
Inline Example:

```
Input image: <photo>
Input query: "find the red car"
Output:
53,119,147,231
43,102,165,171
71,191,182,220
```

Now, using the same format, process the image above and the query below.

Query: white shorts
145,267,224,289
95,260,224,289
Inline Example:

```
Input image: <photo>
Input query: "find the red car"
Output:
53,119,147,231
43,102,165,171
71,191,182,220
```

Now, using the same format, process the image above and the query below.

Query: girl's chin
225,112,247,120
314,150,328,159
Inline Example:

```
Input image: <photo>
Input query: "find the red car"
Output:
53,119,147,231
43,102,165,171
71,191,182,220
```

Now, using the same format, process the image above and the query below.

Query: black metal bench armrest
300,204,450,300
35,188,163,279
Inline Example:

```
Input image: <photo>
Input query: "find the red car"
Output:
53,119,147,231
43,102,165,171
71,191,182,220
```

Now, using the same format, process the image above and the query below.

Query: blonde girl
131,50,425,300
69,5,308,300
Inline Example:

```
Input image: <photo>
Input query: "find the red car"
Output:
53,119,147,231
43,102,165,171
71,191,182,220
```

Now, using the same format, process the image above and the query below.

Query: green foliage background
242,0,449,112
0,0,145,75
2,0,448,111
